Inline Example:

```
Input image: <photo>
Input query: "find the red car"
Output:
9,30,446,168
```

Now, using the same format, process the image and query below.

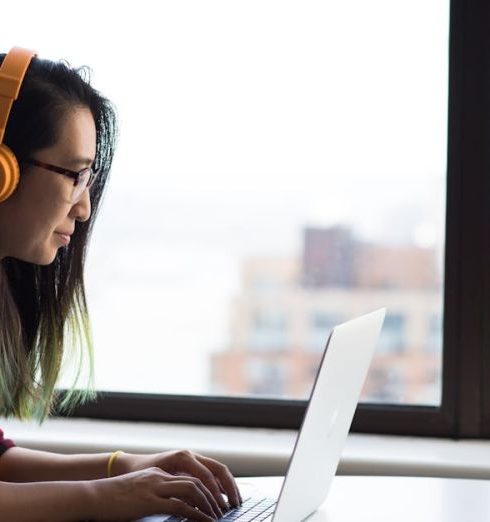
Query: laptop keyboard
165,496,276,521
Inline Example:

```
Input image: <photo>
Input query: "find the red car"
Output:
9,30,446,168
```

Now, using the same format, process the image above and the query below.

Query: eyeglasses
23,158,100,203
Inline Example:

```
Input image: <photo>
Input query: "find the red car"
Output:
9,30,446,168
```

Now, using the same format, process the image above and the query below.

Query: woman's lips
55,232,71,245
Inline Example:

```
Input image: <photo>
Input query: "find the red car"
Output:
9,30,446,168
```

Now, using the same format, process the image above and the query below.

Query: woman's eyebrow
68,156,95,167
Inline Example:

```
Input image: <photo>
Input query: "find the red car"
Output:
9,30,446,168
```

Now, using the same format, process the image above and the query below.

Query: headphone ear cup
0,143,20,202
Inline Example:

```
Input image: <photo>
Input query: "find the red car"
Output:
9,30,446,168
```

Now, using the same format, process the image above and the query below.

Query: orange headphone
0,47,37,202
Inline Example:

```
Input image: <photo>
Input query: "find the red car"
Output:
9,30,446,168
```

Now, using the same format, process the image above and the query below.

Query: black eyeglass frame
22,158,100,188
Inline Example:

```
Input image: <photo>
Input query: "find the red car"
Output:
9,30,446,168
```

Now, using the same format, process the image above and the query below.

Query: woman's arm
0,479,96,521
0,446,117,482
0,469,222,522
0,448,234,520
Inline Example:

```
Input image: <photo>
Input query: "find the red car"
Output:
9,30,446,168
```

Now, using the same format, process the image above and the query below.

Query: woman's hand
91,466,223,521
114,450,243,514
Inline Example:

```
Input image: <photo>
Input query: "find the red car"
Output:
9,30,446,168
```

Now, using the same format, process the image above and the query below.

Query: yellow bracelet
107,450,123,478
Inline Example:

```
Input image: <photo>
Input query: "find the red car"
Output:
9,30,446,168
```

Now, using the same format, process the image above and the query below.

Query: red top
0,428,15,455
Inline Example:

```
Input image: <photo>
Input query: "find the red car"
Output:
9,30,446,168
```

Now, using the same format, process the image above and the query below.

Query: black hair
0,53,118,421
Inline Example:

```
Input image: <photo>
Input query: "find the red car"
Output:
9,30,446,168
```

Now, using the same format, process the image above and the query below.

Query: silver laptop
137,308,386,522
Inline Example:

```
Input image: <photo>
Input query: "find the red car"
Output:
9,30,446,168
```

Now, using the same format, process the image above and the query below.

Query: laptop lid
272,308,386,522
136,308,385,522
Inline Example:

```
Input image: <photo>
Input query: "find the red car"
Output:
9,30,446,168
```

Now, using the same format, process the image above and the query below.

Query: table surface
235,475,490,521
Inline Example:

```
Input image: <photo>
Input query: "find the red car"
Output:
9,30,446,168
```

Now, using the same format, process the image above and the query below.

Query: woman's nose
70,188,92,222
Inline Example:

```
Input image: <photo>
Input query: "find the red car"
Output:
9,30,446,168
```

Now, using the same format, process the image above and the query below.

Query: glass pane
9,0,448,406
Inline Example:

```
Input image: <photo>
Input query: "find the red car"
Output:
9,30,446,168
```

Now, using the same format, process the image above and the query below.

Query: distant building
302,226,357,288
302,226,441,290
355,244,441,290
211,227,442,405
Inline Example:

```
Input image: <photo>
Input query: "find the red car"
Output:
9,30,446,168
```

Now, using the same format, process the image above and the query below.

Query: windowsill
2,416,490,479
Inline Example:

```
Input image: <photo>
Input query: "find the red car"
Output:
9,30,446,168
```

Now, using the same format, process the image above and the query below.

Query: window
377,314,405,354
246,358,288,396
249,310,290,352
12,0,490,437
426,314,443,353
307,312,343,352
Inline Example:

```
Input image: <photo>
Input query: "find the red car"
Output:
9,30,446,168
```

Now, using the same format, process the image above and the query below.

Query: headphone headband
0,47,36,143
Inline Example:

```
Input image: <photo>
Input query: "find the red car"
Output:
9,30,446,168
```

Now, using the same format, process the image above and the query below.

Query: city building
211,227,442,405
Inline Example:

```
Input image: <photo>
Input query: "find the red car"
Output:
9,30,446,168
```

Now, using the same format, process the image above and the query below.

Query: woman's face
0,106,96,265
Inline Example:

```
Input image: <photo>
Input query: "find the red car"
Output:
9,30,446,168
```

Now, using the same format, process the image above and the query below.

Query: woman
0,48,241,521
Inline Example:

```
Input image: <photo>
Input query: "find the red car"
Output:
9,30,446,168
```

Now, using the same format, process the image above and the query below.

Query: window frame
57,0,490,438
